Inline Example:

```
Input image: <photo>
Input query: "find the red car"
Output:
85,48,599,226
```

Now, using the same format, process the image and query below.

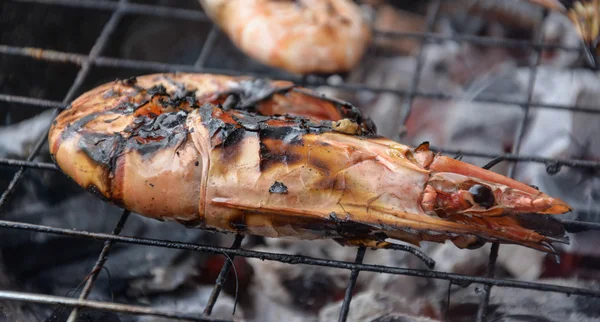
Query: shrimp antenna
222,251,240,316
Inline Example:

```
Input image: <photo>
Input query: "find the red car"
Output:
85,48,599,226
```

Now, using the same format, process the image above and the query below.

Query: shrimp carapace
48,73,572,256
197,0,372,75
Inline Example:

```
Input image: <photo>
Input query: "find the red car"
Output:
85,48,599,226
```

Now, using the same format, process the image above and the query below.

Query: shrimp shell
48,73,571,254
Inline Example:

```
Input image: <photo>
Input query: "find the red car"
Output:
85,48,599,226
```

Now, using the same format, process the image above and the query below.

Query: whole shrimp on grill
48,73,572,269
197,0,372,75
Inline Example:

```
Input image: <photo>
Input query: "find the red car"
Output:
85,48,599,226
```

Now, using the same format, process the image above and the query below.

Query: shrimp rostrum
48,73,572,266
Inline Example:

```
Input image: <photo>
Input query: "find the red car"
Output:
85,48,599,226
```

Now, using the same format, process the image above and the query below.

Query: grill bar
506,13,548,179
1,219,599,299
3,43,600,114
430,147,600,169
203,235,244,316
0,159,58,171
0,1,135,320
13,0,584,53
560,219,600,233
0,110,58,209
0,290,232,322
476,243,500,322
14,0,210,22
195,26,220,68
476,9,550,320
1,139,600,173
337,246,366,322
0,92,66,109
66,210,130,322
398,0,441,133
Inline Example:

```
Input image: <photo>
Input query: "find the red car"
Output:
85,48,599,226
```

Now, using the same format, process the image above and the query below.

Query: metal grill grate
1,0,600,321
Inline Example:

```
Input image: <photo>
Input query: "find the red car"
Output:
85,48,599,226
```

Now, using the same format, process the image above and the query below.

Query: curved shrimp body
198,0,372,75
48,73,571,254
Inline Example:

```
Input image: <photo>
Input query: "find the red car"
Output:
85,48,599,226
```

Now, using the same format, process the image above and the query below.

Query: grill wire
1,0,600,321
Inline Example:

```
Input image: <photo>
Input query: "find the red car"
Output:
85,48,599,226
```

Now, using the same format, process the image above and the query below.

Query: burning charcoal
249,292,317,322
429,241,547,281
422,67,527,169
540,12,585,67
44,308,122,322
0,190,229,321
496,245,547,281
318,290,442,322
136,285,244,322
0,108,82,214
513,68,600,261
428,242,489,276
127,255,204,298
245,240,351,319
368,314,443,322
445,278,600,322
0,108,55,159
244,238,435,322
0,254,40,322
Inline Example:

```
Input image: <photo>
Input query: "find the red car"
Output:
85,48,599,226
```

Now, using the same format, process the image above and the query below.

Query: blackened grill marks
222,93,241,110
199,103,230,140
198,99,373,173
128,110,189,157
291,88,378,135
220,127,247,162
221,127,246,148
66,75,381,197
78,133,121,167
259,138,303,172
160,75,195,100
63,80,201,189
259,126,304,145
147,84,168,96
220,78,295,110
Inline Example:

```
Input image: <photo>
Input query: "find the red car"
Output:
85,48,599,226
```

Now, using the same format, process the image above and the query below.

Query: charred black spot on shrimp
259,126,304,145
269,181,288,194
221,78,294,110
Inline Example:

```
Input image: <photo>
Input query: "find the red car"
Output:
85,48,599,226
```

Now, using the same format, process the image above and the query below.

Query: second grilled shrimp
198,0,372,75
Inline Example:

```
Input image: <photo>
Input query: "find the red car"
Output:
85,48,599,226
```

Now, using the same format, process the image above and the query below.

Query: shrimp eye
468,184,495,208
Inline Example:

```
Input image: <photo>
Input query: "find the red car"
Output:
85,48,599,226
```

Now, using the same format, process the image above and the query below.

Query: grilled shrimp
197,0,372,75
48,73,572,256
